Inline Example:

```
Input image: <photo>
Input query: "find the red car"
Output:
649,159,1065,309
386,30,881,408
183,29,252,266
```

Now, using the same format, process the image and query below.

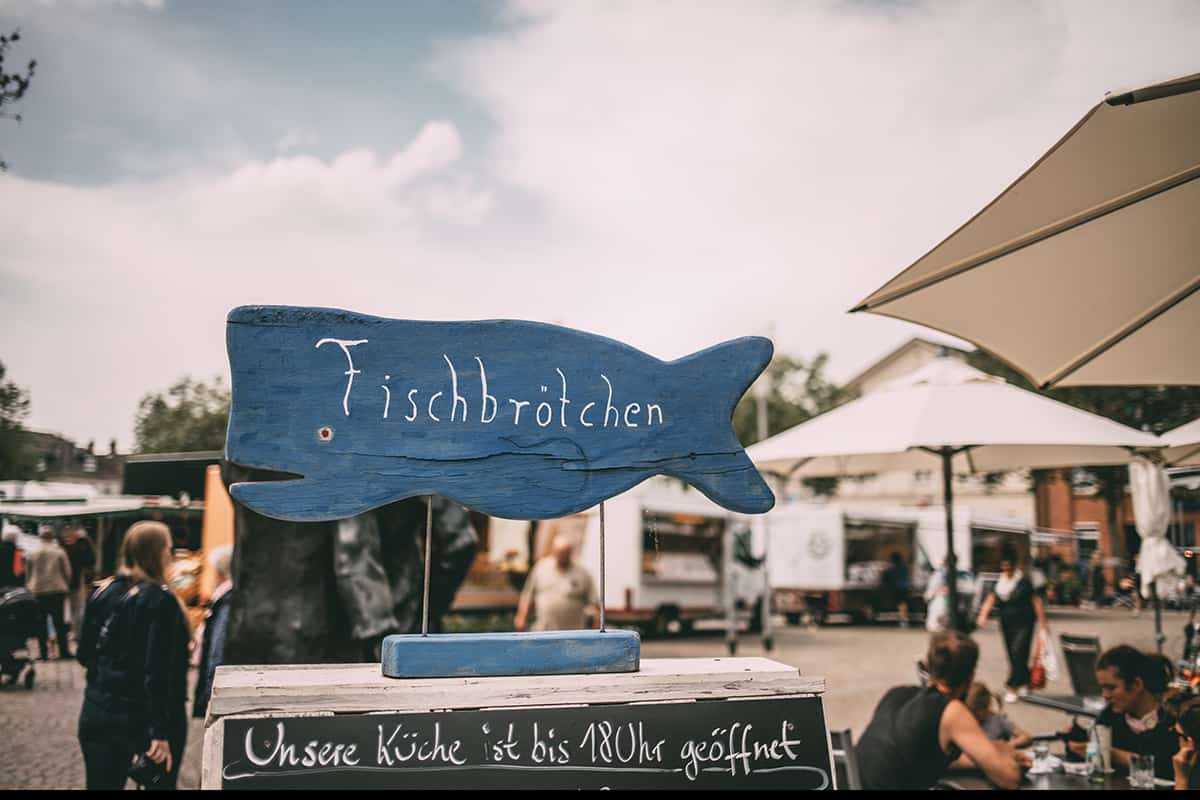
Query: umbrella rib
1167,443,1200,467
1041,274,1200,388
852,165,1200,311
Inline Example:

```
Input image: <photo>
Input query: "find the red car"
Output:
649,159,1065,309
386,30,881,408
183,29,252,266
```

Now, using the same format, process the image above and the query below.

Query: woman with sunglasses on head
1065,645,1179,781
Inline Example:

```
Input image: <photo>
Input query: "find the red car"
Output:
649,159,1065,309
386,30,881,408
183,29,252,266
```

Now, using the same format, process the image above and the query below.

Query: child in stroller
0,587,42,689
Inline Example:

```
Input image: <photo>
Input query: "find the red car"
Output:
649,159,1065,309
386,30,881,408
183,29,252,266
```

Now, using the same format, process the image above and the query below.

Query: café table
940,769,1168,790
1018,693,1105,718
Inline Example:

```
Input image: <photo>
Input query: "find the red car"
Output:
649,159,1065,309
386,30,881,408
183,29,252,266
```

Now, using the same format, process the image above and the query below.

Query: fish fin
229,476,421,522
663,451,775,514
673,335,773,420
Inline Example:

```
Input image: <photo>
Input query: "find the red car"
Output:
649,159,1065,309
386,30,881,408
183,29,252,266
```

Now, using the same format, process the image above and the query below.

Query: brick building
1034,467,1200,583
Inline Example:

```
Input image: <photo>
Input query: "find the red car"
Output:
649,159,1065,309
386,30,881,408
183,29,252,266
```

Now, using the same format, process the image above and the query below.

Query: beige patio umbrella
747,357,1161,630
852,73,1200,389
1163,416,1200,467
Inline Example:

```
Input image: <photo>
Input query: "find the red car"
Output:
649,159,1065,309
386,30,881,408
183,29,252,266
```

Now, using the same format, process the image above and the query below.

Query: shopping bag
1029,632,1047,690
1040,628,1059,683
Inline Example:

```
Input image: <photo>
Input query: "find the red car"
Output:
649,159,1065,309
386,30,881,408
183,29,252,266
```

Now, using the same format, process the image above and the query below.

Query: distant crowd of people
2,520,234,790
2,523,96,660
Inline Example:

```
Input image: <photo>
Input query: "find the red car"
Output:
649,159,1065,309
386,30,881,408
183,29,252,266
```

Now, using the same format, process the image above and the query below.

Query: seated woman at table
858,631,1028,790
1065,645,1179,780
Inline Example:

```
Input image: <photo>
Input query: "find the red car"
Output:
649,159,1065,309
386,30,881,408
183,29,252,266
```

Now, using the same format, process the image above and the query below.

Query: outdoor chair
1060,633,1102,696
829,728,862,790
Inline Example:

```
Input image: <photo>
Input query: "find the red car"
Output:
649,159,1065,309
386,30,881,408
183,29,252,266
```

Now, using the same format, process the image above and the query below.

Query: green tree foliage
968,349,1200,555
0,29,36,172
0,360,35,478
134,376,230,454
733,352,856,497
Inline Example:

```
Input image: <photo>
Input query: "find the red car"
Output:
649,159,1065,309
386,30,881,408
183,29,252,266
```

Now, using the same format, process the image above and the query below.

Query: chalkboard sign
220,696,831,789
225,305,775,522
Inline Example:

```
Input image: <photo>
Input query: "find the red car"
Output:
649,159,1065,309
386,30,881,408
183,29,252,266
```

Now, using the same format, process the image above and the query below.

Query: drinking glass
1128,754,1155,789
1031,741,1051,773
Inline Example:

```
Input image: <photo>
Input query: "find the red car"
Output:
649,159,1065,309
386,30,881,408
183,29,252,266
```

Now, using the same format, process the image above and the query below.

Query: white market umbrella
1162,417,1200,467
748,357,1161,628
1129,456,1187,652
852,73,1200,389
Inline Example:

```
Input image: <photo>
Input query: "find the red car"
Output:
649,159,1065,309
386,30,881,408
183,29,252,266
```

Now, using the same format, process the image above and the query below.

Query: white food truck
569,480,1035,632
575,481,766,636
766,505,1033,625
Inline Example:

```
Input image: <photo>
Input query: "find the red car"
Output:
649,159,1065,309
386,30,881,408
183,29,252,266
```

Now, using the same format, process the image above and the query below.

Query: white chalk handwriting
314,339,666,430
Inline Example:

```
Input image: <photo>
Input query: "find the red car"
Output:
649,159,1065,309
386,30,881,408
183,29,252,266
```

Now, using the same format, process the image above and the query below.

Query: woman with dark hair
974,544,1048,703
76,521,191,789
1066,645,1179,780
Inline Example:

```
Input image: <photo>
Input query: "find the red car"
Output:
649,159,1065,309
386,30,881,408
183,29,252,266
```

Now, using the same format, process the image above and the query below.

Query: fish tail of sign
667,335,776,513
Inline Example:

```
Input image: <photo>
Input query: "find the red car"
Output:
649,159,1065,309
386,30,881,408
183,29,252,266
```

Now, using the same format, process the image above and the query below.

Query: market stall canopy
1162,416,1200,467
747,358,1162,478
852,72,1200,389
0,496,190,519
0,481,97,501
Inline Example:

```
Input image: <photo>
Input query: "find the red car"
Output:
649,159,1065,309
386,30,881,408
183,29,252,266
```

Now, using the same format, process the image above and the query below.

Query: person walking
77,521,190,790
25,525,73,660
63,524,96,643
0,526,24,589
975,544,1048,704
1089,550,1106,608
881,552,912,628
193,545,234,720
514,533,598,632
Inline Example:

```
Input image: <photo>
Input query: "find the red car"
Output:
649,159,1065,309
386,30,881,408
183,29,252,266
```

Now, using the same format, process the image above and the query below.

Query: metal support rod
1152,582,1164,654
942,449,960,632
599,501,607,632
422,494,433,637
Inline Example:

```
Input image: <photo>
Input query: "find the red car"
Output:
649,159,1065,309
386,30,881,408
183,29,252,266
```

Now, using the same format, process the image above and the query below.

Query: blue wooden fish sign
225,306,775,522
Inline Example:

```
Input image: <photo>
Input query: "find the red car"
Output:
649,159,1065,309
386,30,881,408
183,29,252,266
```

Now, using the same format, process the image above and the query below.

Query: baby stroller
0,587,41,689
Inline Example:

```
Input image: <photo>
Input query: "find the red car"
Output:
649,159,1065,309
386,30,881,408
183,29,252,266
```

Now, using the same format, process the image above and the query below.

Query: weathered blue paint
380,629,641,678
225,305,775,522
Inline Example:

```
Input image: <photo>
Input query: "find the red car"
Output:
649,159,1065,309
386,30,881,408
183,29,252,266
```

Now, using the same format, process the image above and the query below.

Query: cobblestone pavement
0,605,1189,789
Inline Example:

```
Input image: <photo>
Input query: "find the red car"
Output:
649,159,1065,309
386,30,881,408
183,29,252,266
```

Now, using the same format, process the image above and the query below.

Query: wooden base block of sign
201,657,832,790
380,630,641,678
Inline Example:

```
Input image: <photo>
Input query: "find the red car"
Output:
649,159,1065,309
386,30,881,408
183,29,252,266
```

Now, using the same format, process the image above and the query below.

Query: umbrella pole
1152,582,1164,654
941,448,960,632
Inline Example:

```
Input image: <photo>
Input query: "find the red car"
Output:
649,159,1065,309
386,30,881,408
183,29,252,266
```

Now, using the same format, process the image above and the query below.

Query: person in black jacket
76,521,190,790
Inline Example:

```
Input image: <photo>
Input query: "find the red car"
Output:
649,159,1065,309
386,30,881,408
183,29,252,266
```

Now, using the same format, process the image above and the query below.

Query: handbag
128,752,170,788
1029,630,1047,690
1040,628,1059,683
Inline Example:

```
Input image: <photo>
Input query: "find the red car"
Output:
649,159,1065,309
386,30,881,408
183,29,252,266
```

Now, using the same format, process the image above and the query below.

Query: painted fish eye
318,426,334,442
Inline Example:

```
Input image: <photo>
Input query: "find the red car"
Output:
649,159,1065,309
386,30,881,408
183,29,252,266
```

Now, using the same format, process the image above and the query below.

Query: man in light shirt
25,525,72,660
515,534,598,632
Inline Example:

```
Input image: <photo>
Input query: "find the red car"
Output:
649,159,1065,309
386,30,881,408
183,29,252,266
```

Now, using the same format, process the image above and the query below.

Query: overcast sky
1,0,1198,449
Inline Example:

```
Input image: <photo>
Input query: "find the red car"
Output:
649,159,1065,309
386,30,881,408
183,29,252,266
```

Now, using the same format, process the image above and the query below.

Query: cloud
0,121,494,445
432,0,1200,368
275,128,317,156
3,0,1200,448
